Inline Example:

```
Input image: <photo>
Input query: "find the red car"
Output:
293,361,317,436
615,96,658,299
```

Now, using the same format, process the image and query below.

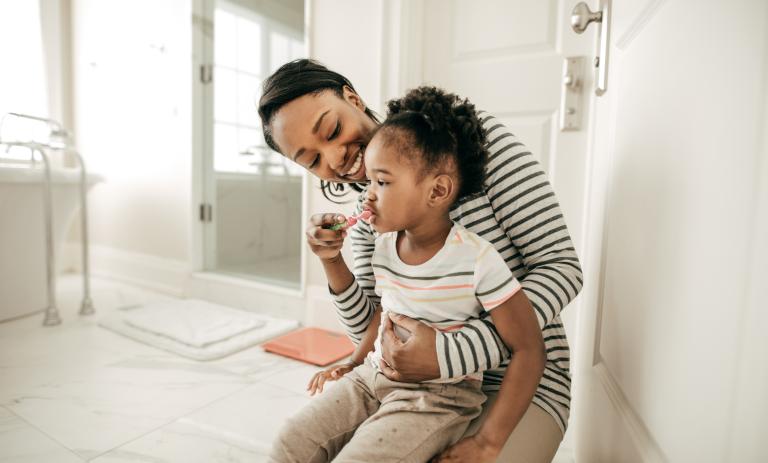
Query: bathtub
0,163,102,322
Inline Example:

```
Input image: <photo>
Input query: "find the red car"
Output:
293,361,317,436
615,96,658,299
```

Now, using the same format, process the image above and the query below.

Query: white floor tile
180,381,311,448
90,419,270,463
3,357,252,460
91,381,311,462
0,406,83,463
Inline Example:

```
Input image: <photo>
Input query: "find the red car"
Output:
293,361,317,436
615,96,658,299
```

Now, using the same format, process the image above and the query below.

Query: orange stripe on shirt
481,284,522,309
454,231,463,244
437,324,465,332
375,275,473,291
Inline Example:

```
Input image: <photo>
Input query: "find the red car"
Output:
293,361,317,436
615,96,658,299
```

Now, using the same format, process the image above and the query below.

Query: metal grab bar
1,141,61,325
0,113,96,325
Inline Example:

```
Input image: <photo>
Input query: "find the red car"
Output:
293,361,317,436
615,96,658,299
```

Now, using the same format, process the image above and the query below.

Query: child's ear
428,174,455,207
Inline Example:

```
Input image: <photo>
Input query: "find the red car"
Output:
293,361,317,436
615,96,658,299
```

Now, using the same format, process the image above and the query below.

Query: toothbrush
328,210,372,230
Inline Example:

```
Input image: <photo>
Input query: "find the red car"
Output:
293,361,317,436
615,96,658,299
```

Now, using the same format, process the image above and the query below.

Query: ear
427,174,455,207
342,85,366,111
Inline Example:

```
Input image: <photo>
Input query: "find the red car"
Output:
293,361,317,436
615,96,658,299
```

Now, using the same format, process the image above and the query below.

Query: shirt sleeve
474,243,523,311
329,189,379,343
480,111,584,329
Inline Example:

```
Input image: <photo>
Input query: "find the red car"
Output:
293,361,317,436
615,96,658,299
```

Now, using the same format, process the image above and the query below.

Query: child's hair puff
380,86,488,201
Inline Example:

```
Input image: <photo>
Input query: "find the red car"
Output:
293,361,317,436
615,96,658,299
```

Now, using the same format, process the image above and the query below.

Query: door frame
189,0,310,300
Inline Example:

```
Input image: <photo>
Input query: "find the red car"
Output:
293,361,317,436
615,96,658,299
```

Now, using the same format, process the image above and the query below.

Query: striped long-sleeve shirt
330,111,583,433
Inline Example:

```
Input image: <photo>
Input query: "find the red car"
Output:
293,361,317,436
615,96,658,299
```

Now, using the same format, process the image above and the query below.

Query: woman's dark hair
258,59,378,203
379,86,488,202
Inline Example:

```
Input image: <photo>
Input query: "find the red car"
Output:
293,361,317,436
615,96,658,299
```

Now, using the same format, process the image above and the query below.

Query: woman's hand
306,213,348,261
430,435,501,462
307,361,357,396
378,312,441,382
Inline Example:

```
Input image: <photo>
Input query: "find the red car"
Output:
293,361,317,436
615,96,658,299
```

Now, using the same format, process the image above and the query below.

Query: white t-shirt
369,222,522,383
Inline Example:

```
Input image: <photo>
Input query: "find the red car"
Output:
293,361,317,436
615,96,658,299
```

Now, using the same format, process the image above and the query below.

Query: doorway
196,0,306,290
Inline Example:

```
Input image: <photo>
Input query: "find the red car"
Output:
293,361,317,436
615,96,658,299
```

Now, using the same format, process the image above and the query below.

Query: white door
572,0,768,461
418,0,594,357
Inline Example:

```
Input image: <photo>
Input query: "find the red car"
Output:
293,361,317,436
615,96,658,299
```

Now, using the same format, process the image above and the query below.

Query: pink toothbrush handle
327,210,372,230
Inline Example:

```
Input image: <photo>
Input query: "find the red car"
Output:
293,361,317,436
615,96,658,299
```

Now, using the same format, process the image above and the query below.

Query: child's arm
307,306,381,395
350,305,382,365
436,290,545,462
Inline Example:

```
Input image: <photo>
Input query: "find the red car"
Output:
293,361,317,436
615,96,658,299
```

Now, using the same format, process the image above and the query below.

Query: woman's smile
340,147,366,180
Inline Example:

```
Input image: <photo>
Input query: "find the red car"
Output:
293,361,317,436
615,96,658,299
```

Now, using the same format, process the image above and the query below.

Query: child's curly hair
378,86,488,202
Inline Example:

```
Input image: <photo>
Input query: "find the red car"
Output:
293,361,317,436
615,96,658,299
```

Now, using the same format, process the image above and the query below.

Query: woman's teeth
343,152,363,177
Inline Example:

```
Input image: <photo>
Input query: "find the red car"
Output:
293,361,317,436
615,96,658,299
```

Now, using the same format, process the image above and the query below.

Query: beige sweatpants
269,362,486,463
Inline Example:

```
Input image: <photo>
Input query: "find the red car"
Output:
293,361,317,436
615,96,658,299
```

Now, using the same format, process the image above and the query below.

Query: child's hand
307,361,357,396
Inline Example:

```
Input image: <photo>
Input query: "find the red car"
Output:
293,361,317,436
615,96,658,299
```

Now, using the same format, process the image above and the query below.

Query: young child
270,87,544,463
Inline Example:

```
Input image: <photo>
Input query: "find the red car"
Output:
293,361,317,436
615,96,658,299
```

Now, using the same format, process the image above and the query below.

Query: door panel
423,0,563,175
420,1,595,456
576,0,768,461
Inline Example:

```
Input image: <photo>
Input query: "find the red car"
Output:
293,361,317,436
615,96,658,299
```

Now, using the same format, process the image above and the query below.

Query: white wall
301,0,387,328
67,0,391,325
71,0,193,269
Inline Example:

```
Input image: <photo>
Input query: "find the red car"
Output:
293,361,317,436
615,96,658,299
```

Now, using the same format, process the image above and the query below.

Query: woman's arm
480,111,584,328
327,191,380,343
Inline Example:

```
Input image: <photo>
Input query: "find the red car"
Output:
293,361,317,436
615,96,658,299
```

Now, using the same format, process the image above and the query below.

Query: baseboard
594,362,667,462
64,243,312,324
185,272,306,322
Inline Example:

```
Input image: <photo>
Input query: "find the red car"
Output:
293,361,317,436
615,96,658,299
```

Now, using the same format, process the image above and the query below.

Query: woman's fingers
380,315,404,366
310,213,345,228
306,227,345,244
379,358,403,382
379,313,441,382
305,213,350,260
306,213,347,249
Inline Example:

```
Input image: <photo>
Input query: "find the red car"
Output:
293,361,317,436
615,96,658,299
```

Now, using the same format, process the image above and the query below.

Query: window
213,2,304,176
0,0,48,145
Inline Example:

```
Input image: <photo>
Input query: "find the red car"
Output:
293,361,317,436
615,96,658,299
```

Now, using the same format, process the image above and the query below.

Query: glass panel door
203,0,305,289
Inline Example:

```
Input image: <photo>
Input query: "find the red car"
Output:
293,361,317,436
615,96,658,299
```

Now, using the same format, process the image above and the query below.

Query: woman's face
269,87,378,183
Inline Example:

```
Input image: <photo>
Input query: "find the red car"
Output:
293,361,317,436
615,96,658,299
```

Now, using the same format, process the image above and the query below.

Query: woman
258,59,582,462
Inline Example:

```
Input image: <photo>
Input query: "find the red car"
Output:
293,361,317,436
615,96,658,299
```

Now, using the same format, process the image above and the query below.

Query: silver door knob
571,2,603,34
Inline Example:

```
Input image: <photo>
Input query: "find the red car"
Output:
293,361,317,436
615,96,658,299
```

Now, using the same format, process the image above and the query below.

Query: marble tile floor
0,274,574,462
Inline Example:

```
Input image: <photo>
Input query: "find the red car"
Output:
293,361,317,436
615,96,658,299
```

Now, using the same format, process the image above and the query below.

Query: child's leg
333,378,486,463
269,364,380,463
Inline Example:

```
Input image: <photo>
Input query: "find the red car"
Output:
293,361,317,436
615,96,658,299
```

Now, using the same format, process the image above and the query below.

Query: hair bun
383,86,489,200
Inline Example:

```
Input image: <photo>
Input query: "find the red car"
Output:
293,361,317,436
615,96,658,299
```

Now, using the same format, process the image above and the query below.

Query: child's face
362,132,432,234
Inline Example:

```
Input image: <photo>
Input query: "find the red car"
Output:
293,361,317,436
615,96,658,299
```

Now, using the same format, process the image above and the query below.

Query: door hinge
199,64,213,84
199,203,213,222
